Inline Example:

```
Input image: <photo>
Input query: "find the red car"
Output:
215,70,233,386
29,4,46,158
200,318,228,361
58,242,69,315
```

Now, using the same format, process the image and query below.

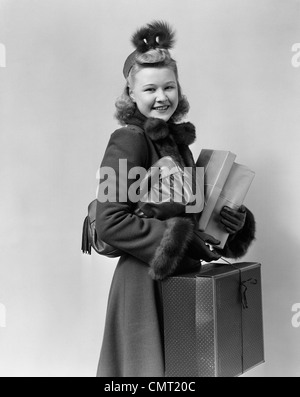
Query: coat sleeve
95,127,195,280
216,207,256,259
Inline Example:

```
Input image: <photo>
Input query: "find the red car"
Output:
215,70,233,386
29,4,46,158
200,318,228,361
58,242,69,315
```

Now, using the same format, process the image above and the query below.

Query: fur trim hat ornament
123,21,175,78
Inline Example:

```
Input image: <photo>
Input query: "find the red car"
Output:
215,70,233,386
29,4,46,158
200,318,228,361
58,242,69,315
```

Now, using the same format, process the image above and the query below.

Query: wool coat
95,110,256,377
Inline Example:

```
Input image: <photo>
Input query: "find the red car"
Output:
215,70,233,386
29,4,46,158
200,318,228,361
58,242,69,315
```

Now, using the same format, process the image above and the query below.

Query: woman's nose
156,89,168,102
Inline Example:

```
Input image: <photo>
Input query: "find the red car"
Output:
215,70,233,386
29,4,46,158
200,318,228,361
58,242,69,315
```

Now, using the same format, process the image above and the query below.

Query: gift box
161,262,264,377
205,162,255,248
196,150,236,230
136,156,204,219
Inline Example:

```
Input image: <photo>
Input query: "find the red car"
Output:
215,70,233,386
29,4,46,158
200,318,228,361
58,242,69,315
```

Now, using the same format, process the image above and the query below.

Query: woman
95,21,255,377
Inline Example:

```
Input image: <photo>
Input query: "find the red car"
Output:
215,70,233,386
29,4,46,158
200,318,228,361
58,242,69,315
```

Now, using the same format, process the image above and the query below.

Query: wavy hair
115,49,190,125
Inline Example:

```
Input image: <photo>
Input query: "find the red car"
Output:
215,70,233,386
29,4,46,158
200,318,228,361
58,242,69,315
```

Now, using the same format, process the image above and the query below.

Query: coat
95,110,256,377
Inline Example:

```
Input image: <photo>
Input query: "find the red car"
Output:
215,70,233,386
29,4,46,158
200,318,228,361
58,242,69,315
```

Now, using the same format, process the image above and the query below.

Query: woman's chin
150,110,174,122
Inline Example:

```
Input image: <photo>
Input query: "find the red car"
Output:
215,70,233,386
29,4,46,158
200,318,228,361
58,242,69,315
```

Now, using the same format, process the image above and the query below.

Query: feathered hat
123,21,175,78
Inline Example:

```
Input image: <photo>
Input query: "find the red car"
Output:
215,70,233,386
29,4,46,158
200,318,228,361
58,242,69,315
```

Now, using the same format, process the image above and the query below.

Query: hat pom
131,21,175,53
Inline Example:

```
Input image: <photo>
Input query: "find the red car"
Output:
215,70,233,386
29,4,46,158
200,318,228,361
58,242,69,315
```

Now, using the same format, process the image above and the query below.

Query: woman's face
129,67,179,122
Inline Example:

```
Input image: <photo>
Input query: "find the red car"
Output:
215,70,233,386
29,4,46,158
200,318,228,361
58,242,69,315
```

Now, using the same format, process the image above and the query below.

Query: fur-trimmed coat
96,110,256,377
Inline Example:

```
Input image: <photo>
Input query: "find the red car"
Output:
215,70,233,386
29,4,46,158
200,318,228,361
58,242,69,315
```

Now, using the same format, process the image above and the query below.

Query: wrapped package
196,150,236,230
205,162,255,248
136,156,204,219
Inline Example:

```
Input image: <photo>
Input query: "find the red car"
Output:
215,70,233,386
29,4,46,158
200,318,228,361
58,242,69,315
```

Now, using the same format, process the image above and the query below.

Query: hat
123,21,175,79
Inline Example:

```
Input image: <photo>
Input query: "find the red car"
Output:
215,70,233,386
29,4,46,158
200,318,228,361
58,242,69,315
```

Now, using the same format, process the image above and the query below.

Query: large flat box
196,150,236,231
205,163,255,248
161,262,264,377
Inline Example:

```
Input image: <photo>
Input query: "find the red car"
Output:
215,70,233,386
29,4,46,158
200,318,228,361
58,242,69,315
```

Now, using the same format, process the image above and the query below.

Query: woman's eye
145,88,155,92
166,86,175,90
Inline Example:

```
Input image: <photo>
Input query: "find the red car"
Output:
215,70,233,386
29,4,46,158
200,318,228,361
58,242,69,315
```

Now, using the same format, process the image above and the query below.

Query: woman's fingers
220,206,246,233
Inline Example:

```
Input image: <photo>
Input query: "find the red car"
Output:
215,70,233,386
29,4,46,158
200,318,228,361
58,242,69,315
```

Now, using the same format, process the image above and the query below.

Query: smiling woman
115,47,190,125
128,67,179,122
94,20,256,377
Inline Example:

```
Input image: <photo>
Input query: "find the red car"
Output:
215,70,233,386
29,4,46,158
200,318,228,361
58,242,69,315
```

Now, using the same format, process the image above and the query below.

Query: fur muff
216,207,256,259
149,217,194,280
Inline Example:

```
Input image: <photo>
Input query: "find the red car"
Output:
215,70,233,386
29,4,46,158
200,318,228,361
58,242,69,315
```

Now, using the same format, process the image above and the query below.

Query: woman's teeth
153,106,169,111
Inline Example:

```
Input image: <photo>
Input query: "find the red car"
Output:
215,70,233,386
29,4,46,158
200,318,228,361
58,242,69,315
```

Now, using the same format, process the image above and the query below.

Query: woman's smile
152,104,170,112
129,67,179,122
153,105,170,114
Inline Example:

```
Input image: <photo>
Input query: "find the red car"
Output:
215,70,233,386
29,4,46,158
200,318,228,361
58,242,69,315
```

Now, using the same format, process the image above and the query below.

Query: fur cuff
149,217,194,280
217,207,256,259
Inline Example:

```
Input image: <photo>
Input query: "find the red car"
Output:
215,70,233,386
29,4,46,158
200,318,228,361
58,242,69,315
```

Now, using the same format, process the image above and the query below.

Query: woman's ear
128,87,136,103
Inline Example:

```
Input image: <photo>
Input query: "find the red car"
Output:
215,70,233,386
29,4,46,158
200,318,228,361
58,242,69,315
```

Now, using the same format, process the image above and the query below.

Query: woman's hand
187,230,221,262
220,205,247,234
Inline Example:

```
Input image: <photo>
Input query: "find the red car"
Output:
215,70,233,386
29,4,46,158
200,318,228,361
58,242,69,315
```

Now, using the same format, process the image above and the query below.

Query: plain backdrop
0,0,300,377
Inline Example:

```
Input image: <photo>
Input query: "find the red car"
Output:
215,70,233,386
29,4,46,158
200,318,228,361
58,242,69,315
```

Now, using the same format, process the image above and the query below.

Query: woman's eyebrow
142,81,176,87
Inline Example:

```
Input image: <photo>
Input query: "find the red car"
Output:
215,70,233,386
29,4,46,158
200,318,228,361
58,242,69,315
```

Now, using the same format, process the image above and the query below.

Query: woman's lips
152,105,170,112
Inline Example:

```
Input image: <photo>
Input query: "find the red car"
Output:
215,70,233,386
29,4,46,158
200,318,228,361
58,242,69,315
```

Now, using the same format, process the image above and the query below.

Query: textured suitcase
161,262,264,377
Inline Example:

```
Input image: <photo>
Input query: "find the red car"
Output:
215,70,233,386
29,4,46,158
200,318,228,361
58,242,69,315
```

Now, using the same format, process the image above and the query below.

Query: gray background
0,0,300,377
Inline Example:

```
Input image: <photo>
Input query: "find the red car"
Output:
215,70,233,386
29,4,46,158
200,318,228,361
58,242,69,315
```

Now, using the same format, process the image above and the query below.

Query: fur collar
127,109,197,168
144,117,196,146
127,109,196,146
